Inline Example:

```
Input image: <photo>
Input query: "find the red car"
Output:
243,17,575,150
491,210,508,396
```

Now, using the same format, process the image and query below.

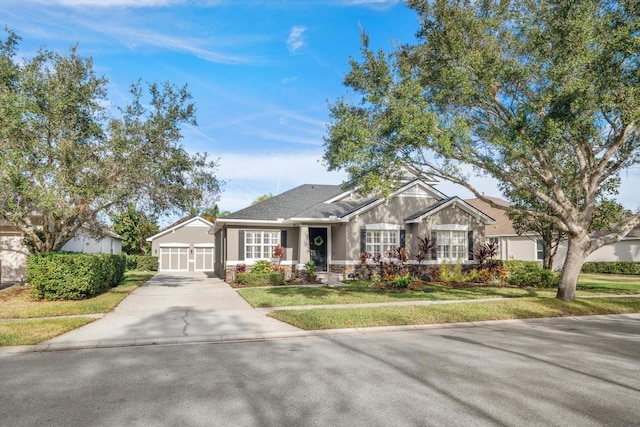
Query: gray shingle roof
224,184,374,221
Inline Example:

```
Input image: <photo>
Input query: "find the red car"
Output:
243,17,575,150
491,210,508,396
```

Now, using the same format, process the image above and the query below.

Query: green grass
239,273,640,308
238,285,555,307
269,297,640,330
0,317,96,346
0,271,155,319
578,273,640,292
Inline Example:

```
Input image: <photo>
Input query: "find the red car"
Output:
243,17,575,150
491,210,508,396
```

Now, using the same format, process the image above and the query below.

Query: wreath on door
313,235,324,247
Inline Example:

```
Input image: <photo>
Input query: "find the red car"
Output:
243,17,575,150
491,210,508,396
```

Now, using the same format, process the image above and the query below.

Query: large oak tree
0,30,221,253
324,0,640,301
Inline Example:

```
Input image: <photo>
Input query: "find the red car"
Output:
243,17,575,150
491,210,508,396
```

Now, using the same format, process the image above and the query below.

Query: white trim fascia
193,243,215,248
406,198,495,224
215,218,285,225
146,216,213,242
433,224,469,231
323,190,354,204
365,223,402,230
289,217,347,223
159,243,190,248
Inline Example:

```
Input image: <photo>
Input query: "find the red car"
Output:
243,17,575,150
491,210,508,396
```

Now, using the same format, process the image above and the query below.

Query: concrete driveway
45,272,301,349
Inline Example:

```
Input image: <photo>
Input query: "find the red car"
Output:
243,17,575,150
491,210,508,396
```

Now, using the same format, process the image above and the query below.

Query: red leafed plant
272,244,285,262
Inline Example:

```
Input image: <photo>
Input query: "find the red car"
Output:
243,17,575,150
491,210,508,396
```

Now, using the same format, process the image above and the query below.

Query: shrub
507,263,559,288
237,263,246,273
304,260,317,277
27,252,125,300
235,272,285,287
125,255,158,271
251,260,273,274
581,262,640,275
391,273,411,288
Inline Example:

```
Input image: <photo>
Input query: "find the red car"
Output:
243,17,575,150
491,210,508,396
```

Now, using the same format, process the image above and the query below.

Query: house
555,225,640,265
146,216,215,272
0,221,123,284
466,197,640,266
211,178,495,282
465,197,544,263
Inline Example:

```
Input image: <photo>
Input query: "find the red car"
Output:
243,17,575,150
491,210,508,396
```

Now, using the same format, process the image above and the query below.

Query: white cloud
287,26,306,53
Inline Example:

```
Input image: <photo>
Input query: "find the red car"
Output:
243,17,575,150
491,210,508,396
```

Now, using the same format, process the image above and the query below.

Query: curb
2,312,638,355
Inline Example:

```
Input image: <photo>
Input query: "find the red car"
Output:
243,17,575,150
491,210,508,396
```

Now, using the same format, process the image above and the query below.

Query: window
489,237,500,256
366,230,398,258
436,230,467,261
245,231,280,260
536,239,544,260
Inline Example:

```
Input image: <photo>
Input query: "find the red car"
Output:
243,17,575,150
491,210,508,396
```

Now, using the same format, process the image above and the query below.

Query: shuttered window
244,231,280,261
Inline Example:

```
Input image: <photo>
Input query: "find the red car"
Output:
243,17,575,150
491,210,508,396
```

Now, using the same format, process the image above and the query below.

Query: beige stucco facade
214,184,491,282
147,217,215,272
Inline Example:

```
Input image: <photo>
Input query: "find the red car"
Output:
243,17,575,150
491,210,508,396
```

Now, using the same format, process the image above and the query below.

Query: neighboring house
212,179,495,282
0,220,123,284
555,225,640,265
465,197,544,263
146,216,215,272
466,197,640,266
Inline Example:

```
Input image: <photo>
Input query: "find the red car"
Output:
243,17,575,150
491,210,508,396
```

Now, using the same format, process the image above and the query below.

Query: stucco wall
0,230,29,283
554,238,640,267
224,226,299,263
150,219,214,256
62,230,122,254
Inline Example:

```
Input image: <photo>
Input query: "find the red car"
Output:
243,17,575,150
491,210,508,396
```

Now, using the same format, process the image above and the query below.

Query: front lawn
0,271,155,319
238,273,639,308
0,317,96,346
269,297,640,330
238,284,553,308
578,273,640,292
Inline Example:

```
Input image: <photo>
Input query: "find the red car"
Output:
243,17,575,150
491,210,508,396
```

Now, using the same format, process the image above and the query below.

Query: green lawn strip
578,273,640,292
0,271,155,319
268,297,640,330
239,285,559,308
0,317,96,346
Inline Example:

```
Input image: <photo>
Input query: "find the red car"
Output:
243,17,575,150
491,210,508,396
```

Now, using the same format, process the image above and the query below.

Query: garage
147,216,215,273
194,244,215,271
159,245,189,271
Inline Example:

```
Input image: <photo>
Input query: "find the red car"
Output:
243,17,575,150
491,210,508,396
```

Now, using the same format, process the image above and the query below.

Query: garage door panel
160,247,189,271
194,248,214,271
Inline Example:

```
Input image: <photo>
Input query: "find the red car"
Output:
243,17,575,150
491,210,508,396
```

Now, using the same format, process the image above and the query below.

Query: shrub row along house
211,176,495,283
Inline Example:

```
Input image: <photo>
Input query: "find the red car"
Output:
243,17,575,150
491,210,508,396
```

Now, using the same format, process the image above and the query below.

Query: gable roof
146,216,213,242
405,197,495,224
465,196,521,236
217,180,452,226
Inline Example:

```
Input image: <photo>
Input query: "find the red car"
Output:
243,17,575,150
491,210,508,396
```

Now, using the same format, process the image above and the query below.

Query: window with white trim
245,230,280,260
536,239,544,260
366,230,398,258
436,230,467,261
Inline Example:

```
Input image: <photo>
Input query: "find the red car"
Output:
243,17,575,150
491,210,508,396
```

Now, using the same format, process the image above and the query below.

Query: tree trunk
556,235,589,301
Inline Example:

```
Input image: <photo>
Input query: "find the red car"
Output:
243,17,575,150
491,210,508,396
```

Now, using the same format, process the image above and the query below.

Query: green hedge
506,262,559,288
125,255,159,271
27,252,126,300
581,262,640,275
235,272,285,287
502,260,542,273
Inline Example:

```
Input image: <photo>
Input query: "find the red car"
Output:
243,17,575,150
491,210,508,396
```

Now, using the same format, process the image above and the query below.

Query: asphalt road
1,315,639,427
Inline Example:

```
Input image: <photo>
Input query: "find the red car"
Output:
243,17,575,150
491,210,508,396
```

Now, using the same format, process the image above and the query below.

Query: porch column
299,225,310,265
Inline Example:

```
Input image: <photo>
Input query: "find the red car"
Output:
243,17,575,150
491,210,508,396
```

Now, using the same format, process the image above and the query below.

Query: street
2,315,639,426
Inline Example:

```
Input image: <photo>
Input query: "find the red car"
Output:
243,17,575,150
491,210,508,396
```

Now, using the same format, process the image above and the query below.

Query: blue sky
2,0,638,223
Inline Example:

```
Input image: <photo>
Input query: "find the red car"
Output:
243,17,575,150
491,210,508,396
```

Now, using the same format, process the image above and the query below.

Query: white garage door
194,247,214,271
159,247,189,271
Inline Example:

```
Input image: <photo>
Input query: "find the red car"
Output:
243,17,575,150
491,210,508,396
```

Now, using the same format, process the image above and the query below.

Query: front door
309,228,328,272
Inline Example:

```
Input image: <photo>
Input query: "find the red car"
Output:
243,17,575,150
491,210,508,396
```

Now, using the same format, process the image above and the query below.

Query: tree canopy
0,30,221,253
324,0,640,300
110,205,160,256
